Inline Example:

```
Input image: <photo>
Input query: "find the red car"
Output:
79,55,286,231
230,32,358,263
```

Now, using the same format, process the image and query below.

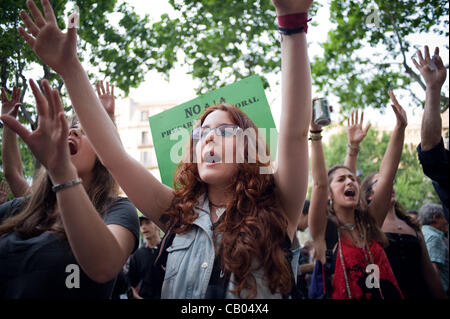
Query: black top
127,246,160,299
0,197,140,299
417,138,449,222
384,232,430,299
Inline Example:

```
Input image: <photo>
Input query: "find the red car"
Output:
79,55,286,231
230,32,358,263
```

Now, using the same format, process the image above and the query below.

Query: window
141,131,149,145
141,151,149,165
141,111,149,121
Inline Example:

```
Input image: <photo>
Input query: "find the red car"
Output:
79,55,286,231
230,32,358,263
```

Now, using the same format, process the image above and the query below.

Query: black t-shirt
0,197,140,299
127,246,160,299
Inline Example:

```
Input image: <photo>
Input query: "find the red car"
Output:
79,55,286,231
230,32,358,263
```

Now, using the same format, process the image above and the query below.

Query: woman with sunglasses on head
15,0,313,298
0,79,140,299
308,91,406,299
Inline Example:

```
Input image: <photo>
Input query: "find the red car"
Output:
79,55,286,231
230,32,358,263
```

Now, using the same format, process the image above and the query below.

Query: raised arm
368,91,407,227
96,80,116,123
1,86,30,197
412,46,447,151
18,0,173,229
307,106,328,263
272,0,313,239
1,79,135,283
344,109,370,174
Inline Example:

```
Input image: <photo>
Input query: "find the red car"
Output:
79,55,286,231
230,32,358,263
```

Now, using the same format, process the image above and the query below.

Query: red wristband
277,12,310,34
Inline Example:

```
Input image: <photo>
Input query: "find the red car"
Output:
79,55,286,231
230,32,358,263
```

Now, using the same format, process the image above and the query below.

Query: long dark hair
361,172,421,232
327,165,388,247
162,104,292,298
0,117,118,239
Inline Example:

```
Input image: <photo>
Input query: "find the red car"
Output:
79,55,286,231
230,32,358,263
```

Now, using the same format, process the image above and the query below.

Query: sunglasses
192,124,241,140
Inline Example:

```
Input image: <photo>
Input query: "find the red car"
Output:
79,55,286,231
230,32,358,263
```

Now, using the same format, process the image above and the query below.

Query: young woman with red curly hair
14,0,313,298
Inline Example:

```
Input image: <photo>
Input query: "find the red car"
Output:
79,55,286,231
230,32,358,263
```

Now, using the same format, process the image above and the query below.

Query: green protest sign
149,74,278,187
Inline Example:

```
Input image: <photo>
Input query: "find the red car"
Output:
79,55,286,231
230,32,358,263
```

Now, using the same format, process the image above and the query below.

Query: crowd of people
0,0,448,299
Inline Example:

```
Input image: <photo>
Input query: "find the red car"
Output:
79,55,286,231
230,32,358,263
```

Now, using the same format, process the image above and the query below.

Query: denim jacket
161,195,300,299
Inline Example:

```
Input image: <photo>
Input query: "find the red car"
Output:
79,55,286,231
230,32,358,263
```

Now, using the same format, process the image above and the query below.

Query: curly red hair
163,104,293,298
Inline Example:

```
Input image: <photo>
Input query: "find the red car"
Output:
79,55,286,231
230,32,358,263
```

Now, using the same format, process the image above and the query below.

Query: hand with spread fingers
18,0,79,78
1,86,22,117
412,46,447,90
347,109,371,147
388,90,408,129
96,81,115,120
0,79,74,182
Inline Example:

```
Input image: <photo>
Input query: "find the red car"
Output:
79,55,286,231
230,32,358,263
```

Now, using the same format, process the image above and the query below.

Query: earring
329,199,333,210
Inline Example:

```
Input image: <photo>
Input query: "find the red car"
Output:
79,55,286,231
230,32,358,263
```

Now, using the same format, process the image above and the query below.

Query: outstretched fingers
18,26,36,48
26,0,46,28
20,9,39,37
41,0,57,24
29,79,47,117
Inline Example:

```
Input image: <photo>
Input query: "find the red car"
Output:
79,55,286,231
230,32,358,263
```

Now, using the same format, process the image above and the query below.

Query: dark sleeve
417,139,449,190
417,139,449,222
0,197,26,224
103,197,140,254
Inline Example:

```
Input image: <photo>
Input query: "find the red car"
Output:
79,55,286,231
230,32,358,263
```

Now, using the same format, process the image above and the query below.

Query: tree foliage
311,0,449,113
322,126,439,210
1,0,174,179
154,0,320,94
153,0,448,111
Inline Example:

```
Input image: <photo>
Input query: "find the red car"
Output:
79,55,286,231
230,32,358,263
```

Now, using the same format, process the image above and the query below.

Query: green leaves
311,0,449,112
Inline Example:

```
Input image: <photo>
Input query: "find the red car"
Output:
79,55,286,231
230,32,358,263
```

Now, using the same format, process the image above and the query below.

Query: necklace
339,223,356,231
209,200,225,208
397,225,403,230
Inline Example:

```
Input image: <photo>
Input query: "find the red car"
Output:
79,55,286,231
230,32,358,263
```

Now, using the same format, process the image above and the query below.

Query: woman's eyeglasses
192,124,240,140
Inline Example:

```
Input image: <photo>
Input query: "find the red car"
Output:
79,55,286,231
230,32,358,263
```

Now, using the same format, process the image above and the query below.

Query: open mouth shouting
344,188,357,200
203,151,222,166
68,138,79,156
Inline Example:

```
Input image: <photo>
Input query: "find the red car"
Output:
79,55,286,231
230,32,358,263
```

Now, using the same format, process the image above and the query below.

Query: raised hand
96,81,115,117
1,86,21,117
0,181,10,204
412,46,447,90
18,0,78,78
0,79,73,181
388,90,407,129
272,0,313,15
347,109,371,146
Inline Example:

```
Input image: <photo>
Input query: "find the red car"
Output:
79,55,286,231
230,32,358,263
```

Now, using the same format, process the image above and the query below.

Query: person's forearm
61,62,124,169
421,87,442,151
344,144,359,174
371,125,405,225
2,126,29,197
52,166,129,283
379,125,405,177
276,31,312,231
308,139,328,241
280,33,311,140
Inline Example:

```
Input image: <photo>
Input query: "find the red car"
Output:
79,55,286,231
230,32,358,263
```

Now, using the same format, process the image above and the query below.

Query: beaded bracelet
52,178,82,192
309,133,322,141
347,144,360,152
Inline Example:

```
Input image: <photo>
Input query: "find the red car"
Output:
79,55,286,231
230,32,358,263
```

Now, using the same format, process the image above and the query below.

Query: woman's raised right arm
18,0,173,228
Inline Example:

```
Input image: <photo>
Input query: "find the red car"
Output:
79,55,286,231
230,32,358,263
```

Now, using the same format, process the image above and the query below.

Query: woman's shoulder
0,197,27,222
